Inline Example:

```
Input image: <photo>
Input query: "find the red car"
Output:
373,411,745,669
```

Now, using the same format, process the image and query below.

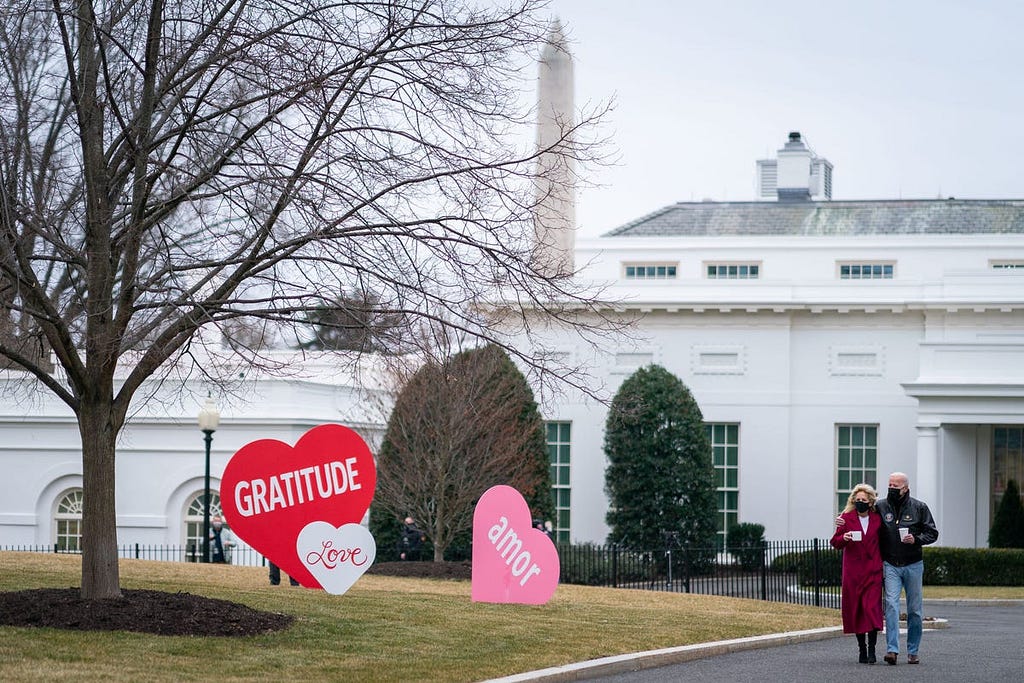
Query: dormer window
991,260,1024,270
623,263,678,279
706,262,760,279
838,262,894,279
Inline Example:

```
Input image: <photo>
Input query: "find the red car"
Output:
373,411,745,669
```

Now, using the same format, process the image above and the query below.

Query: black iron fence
3,538,842,609
2,543,267,567
557,538,842,609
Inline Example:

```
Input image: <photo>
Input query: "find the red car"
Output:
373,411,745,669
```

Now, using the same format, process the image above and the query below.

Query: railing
2,543,268,567
3,538,841,609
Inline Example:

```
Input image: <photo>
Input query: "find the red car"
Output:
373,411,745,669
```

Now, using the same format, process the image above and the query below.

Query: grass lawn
1,552,842,682
2,553,1019,682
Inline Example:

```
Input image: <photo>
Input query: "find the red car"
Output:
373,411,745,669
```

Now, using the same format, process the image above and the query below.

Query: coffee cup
899,527,910,540
849,530,862,542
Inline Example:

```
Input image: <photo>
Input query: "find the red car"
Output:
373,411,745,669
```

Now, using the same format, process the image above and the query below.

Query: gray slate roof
603,199,1024,237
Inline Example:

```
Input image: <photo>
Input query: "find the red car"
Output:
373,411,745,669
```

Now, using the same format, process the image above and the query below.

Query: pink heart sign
297,522,376,595
471,485,560,604
219,424,377,589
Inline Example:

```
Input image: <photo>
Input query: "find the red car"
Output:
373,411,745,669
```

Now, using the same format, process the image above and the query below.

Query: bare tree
374,344,550,561
0,0,615,598
294,291,409,353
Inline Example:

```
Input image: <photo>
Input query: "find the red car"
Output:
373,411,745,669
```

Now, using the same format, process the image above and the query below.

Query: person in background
268,561,299,586
209,515,235,564
831,484,884,664
399,516,424,561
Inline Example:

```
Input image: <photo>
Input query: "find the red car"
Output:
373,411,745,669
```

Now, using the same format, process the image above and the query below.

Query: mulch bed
0,588,293,636
1,561,470,637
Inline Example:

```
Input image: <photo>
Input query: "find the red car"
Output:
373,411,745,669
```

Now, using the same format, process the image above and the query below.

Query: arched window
184,492,222,562
54,489,84,552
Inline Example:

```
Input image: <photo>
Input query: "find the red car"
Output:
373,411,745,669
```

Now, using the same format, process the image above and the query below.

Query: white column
915,425,940,532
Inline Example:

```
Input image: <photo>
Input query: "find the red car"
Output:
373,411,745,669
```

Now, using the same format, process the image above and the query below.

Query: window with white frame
838,262,894,279
546,421,571,544
836,425,878,512
623,263,678,279
185,491,223,562
54,489,84,552
705,423,739,551
705,262,760,279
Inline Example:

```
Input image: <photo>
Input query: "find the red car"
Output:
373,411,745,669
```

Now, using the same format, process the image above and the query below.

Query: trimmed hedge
771,546,1024,586
728,523,766,571
557,543,654,586
923,546,1024,586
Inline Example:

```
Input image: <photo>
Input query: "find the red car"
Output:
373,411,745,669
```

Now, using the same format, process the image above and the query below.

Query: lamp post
197,397,220,563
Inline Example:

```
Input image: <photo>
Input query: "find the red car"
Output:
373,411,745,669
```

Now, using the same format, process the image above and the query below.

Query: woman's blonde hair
842,483,878,513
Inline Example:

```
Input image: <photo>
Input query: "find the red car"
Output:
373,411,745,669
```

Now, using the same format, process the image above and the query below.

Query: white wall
0,352,391,551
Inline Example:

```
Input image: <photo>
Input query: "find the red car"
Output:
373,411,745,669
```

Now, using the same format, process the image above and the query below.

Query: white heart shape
297,521,376,595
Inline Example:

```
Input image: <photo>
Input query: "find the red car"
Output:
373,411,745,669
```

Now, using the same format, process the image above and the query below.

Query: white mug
899,527,911,540
849,530,862,542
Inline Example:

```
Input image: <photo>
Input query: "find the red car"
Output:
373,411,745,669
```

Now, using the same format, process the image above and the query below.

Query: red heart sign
219,424,376,588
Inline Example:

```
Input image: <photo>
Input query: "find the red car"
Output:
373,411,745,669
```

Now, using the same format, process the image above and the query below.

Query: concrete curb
482,626,846,683
923,598,1024,607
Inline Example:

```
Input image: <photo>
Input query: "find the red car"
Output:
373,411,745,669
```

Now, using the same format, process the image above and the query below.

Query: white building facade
0,353,388,560
532,197,1024,549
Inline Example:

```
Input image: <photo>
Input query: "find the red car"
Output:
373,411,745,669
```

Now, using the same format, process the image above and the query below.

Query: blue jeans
884,560,924,655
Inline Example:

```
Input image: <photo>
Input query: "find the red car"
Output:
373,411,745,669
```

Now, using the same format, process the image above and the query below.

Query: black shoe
859,651,869,664
867,648,876,664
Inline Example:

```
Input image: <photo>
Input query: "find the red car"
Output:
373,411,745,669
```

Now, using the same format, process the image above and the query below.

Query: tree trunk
78,399,122,599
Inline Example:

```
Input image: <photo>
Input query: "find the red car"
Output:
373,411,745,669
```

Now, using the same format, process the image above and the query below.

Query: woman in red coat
831,483,884,664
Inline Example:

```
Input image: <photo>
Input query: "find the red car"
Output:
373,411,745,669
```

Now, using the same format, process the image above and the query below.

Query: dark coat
830,510,884,634
875,494,938,566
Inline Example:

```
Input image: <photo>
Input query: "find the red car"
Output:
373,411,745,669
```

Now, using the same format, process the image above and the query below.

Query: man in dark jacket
874,472,938,666
399,517,424,561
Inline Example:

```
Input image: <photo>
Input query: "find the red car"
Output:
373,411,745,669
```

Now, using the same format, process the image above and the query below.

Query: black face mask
887,487,904,502
854,501,870,513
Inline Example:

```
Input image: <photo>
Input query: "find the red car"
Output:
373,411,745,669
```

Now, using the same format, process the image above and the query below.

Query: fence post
682,545,691,593
759,541,767,601
611,544,619,589
813,538,821,607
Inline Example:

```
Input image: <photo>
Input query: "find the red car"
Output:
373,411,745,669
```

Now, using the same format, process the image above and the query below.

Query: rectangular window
705,262,760,279
836,425,878,512
623,263,678,279
838,262,894,279
55,519,82,552
546,421,571,544
992,426,1024,524
705,423,739,551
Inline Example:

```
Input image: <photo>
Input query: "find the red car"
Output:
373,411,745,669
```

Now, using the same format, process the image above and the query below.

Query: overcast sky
542,1,1024,237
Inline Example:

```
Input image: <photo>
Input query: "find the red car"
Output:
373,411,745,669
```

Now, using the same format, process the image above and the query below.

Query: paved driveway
589,603,1023,683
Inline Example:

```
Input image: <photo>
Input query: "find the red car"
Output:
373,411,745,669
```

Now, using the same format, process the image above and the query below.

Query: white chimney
756,131,832,201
